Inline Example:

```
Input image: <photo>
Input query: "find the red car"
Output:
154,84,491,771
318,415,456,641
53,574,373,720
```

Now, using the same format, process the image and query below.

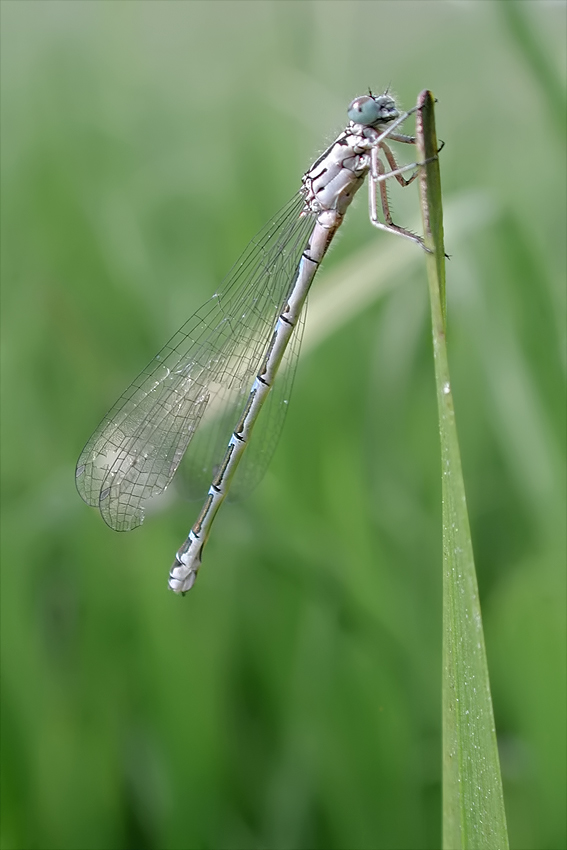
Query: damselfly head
347,93,399,128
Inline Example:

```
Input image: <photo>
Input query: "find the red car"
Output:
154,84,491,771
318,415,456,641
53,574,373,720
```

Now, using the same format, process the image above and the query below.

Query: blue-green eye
347,96,381,126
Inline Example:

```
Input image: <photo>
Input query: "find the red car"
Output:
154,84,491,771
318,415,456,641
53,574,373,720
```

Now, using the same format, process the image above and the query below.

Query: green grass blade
415,91,510,850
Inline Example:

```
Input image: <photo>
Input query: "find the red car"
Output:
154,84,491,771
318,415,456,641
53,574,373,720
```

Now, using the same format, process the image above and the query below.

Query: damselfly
76,91,435,593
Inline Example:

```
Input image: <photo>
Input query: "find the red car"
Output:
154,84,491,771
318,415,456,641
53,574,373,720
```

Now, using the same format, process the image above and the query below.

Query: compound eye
347,95,381,126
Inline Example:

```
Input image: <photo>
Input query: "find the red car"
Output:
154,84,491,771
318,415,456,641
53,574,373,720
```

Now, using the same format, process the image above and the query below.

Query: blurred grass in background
1,2,565,849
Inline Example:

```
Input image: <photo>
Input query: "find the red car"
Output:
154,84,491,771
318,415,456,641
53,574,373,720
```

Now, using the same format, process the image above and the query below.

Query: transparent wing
179,297,307,501
76,193,316,531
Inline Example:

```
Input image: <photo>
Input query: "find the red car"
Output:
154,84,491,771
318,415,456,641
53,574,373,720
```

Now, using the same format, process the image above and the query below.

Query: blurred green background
1,2,565,849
